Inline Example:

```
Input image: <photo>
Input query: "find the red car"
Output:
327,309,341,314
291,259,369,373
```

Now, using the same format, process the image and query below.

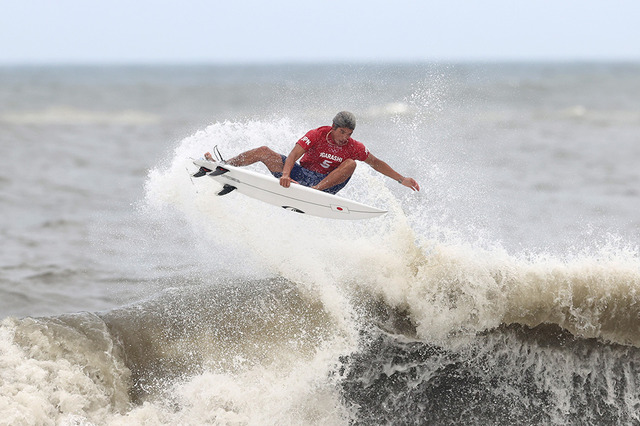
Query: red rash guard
296,126,370,174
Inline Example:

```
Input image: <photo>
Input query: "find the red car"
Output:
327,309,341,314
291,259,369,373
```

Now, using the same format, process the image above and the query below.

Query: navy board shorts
270,154,350,195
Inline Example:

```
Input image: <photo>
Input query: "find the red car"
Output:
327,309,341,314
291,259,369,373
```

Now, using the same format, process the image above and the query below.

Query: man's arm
364,153,420,191
280,144,306,188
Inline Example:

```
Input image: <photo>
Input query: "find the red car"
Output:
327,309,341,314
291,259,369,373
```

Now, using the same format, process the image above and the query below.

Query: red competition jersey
296,126,370,174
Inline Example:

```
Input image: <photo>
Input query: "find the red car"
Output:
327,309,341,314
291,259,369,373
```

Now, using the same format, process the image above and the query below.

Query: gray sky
2,0,639,64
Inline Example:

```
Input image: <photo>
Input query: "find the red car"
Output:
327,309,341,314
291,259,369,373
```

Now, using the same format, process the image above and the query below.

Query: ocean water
1,62,639,425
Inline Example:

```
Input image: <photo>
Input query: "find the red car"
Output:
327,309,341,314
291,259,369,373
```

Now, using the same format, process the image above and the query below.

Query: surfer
205,111,420,195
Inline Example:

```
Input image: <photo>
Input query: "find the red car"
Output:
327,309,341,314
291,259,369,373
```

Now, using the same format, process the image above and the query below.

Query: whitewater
1,63,639,425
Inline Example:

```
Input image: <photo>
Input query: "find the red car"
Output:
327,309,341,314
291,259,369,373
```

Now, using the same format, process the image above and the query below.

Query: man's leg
312,159,356,192
207,146,284,173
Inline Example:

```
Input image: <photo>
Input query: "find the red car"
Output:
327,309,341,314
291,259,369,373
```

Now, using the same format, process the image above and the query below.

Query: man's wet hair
332,111,356,130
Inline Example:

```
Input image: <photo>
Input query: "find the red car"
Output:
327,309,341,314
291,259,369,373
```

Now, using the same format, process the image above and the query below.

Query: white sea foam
147,120,640,348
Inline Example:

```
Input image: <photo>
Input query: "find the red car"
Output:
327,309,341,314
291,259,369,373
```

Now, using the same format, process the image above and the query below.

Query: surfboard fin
193,165,229,178
192,166,211,178
209,166,229,176
217,184,236,196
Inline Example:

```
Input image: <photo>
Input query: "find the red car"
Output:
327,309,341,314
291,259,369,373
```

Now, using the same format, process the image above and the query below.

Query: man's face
332,127,353,146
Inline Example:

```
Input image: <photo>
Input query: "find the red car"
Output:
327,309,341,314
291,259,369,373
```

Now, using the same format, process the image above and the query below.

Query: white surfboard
192,158,387,220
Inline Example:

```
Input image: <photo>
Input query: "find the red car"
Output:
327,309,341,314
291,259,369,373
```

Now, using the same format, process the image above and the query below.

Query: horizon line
1,58,640,67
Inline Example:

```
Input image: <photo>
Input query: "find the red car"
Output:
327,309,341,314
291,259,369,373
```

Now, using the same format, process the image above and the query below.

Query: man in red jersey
205,111,420,195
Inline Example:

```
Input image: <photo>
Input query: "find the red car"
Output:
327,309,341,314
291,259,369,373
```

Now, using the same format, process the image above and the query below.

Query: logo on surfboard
282,206,305,214
330,205,350,213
